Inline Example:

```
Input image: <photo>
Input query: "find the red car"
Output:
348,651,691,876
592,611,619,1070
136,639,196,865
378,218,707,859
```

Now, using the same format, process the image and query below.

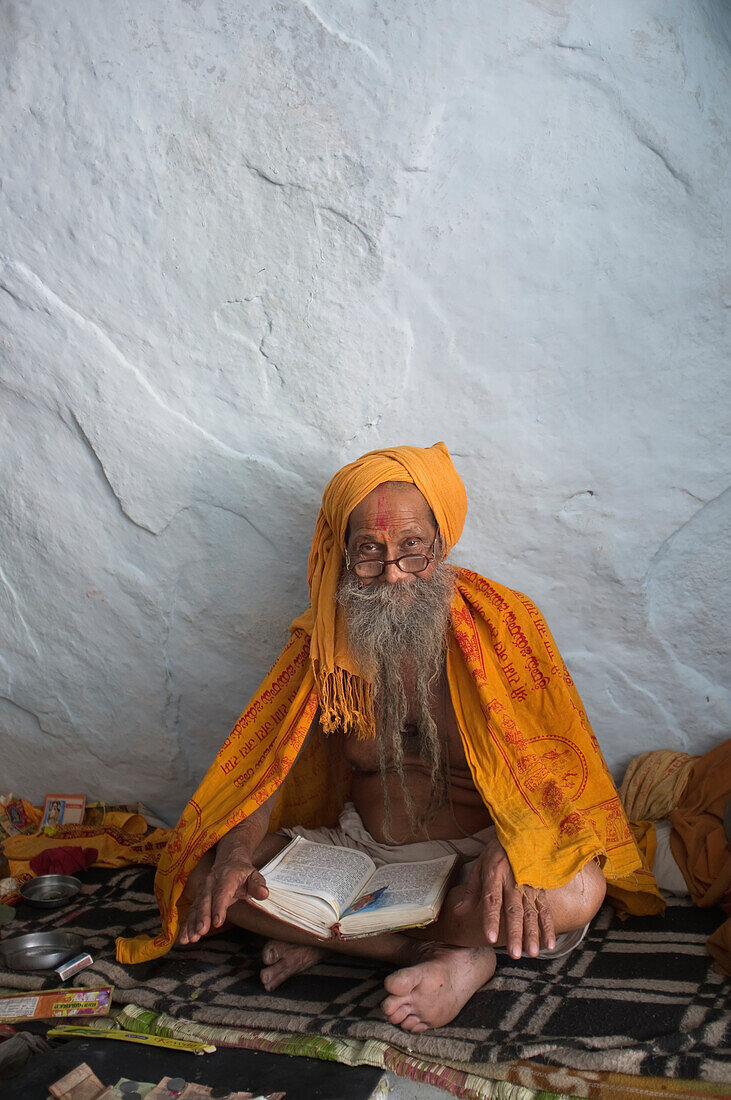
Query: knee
571,859,606,926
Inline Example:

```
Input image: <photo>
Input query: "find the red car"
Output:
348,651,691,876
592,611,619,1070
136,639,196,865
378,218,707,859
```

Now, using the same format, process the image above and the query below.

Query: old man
118,443,652,1033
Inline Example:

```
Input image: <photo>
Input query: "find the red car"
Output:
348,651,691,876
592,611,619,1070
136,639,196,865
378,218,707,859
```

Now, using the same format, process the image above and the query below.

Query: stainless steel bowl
0,930,83,970
19,875,81,908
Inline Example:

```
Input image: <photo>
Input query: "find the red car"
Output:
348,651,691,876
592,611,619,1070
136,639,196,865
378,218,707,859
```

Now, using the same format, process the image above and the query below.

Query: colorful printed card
0,985,112,1021
41,793,87,828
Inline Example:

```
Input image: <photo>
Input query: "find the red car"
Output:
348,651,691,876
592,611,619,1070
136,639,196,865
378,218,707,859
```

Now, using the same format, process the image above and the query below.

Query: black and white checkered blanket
1,866,729,1082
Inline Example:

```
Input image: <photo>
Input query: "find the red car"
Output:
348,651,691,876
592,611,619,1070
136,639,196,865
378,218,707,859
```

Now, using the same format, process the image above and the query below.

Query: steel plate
19,875,81,908
0,931,83,971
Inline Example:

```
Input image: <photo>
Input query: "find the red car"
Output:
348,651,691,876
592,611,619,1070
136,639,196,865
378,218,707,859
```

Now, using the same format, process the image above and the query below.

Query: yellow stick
47,1024,215,1055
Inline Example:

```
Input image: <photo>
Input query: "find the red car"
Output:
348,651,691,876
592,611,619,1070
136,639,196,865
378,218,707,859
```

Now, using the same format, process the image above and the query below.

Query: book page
264,838,375,917
343,855,455,917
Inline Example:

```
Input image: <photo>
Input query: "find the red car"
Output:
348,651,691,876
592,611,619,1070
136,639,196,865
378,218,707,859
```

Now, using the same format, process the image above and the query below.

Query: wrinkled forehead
346,482,436,541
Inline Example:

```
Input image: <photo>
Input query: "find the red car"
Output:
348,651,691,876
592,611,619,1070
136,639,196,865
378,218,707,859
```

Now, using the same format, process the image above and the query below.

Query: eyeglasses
344,531,439,579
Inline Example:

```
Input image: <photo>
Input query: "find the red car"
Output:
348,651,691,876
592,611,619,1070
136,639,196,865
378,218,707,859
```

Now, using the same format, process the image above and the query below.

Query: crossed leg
181,844,496,1031
257,936,497,1033
180,842,605,1033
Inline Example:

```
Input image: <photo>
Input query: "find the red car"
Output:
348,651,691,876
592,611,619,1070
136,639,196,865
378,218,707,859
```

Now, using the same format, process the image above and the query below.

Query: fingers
455,852,510,948
459,834,514,946
482,887,504,947
458,844,557,959
512,890,556,958
210,880,232,929
475,878,555,959
536,892,556,952
453,874,481,914
179,885,213,945
211,865,259,927
521,894,540,957
180,862,264,943
454,867,504,948
502,887,525,959
244,869,269,902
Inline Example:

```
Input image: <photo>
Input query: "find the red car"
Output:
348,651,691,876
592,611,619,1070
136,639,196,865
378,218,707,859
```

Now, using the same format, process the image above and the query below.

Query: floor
5,1024,459,1099
380,1072,457,1099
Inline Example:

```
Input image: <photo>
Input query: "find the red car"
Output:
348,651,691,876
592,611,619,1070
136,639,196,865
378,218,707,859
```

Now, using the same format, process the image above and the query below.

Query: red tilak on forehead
374,491,392,530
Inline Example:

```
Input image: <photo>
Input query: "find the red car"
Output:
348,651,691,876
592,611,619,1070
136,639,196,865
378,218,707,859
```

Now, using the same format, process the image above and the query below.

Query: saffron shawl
118,443,657,964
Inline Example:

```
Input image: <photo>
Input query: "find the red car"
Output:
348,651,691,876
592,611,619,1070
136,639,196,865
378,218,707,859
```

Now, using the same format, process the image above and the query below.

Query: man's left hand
454,828,556,958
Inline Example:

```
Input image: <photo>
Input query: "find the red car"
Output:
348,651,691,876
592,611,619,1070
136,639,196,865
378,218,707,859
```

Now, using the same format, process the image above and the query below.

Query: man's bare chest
343,682,471,776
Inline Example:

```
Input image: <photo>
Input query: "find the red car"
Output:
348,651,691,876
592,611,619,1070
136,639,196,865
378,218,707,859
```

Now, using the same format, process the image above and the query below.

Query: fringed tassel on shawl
317,664,376,740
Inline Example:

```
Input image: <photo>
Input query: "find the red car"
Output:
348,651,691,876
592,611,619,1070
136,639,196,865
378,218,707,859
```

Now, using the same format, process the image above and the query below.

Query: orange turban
291,442,468,739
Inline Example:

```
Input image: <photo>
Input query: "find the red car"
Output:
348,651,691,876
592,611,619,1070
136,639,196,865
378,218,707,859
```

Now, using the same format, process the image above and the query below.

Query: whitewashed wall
1,0,728,823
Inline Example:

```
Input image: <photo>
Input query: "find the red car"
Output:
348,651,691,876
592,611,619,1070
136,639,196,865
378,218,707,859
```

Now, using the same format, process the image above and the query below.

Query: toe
381,993,405,1017
261,943,279,965
399,1013,424,1032
382,999,412,1026
260,958,293,990
384,966,420,997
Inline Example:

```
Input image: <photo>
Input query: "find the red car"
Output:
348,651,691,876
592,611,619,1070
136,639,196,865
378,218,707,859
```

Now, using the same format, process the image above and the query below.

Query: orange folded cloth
4,823,170,883
606,820,663,920
619,749,697,823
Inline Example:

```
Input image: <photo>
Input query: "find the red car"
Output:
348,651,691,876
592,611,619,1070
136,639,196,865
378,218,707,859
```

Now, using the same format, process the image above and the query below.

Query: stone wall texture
1,0,729,823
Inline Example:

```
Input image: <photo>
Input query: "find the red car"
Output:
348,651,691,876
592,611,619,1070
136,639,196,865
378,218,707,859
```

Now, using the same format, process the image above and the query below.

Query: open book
248,836,457,940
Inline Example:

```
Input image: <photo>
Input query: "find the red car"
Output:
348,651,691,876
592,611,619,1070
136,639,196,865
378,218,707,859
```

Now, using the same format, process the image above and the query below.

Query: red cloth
29,846,98,876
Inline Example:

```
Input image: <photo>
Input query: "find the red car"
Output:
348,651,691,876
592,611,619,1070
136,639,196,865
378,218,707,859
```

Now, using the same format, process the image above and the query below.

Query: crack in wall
550,45,693,195
643,483,730,587
235,186,380,258
317,205,377,254
295,0,386,71
2,258,311,542
345,413,383,445
565,489,595,501
1,258,306,476
0,694,45,733
0,564,41,657
242,169,370,258
672,486,707,505
242,160,311,194
245,295,285,389
648,637,729,750
634,133,691,193
603,663,685,744
0,694,81,754
0,280,28,309
161,501,281,551
69,409,157,534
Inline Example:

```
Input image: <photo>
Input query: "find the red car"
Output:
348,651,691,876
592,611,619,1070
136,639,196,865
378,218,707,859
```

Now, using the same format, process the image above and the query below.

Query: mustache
336,568,453,670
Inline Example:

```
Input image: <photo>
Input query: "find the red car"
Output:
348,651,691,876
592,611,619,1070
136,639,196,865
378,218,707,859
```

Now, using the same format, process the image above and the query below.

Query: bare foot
259,939,330,991
381,943,496,1033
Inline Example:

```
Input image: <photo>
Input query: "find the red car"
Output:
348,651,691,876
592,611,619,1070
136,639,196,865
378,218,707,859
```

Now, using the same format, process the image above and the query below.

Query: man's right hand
454,827,556,958
178,850,269,945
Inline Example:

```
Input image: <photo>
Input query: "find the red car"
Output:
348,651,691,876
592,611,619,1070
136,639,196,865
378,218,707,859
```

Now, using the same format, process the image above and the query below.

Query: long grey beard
337,562,455,840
